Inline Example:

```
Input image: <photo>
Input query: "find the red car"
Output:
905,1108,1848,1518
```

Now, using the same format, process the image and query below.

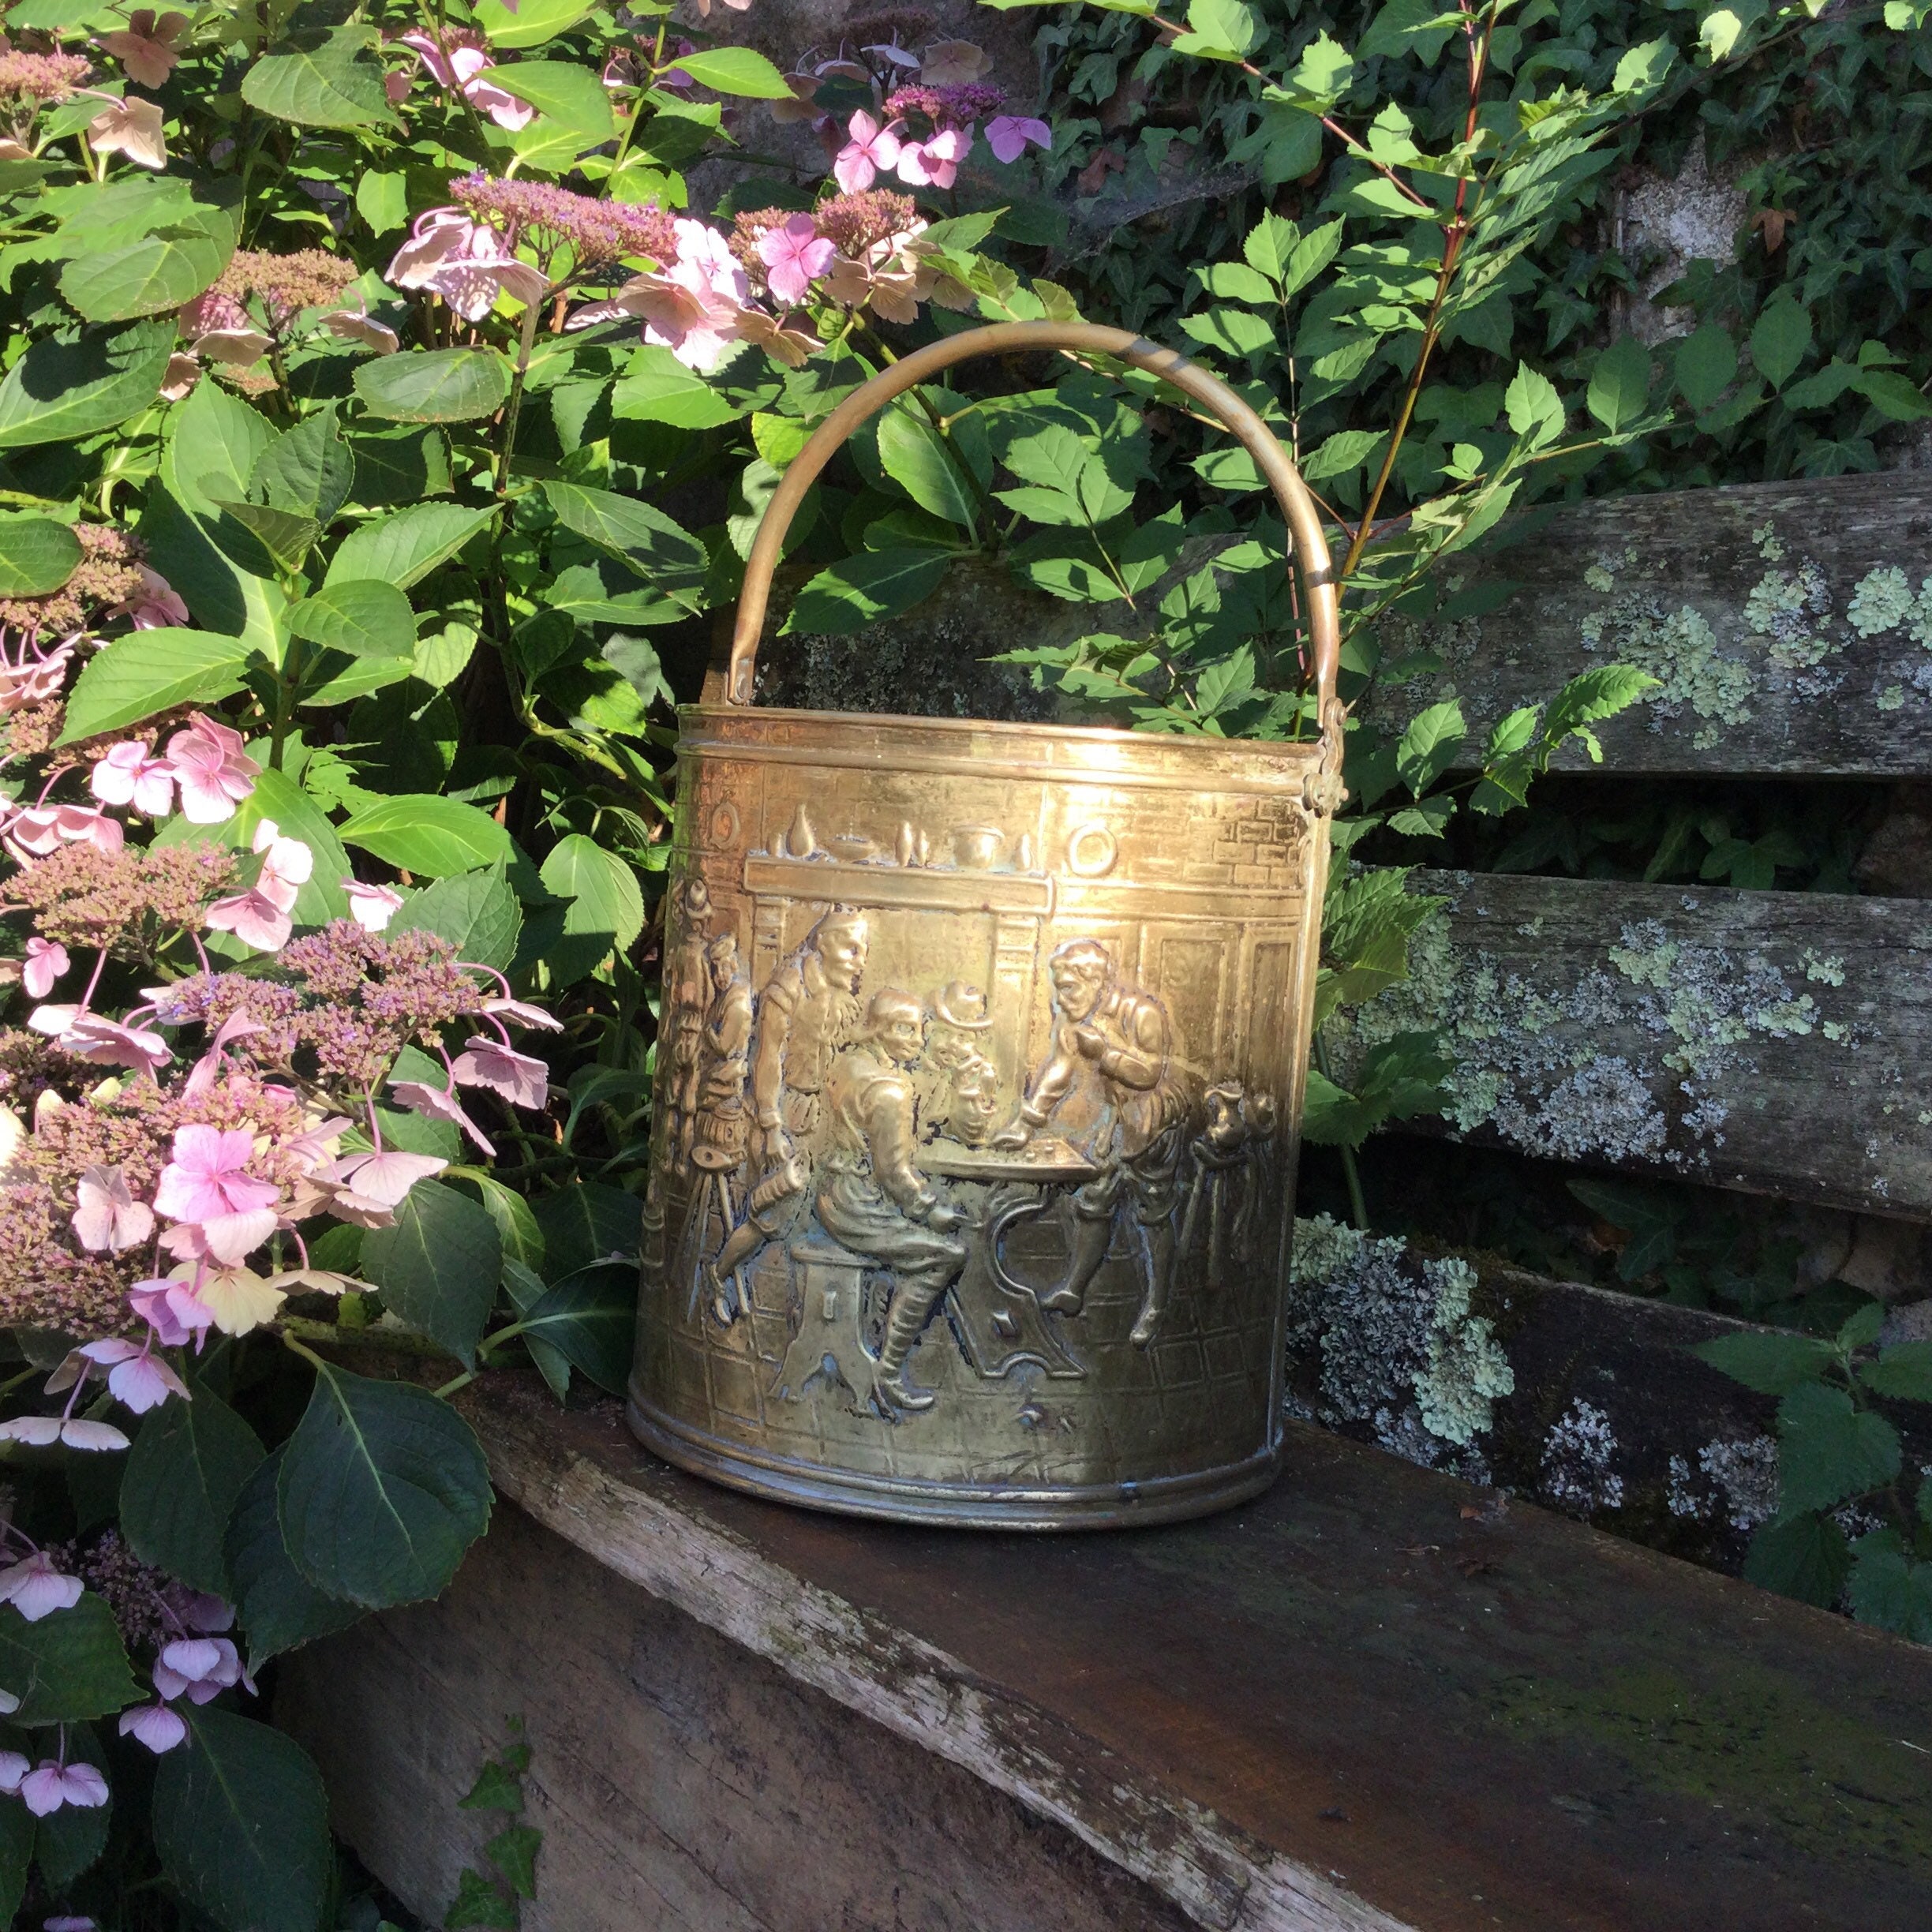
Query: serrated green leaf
1691,1329,1834,1394
1743,1512,1848,1608
327,501,497,589
154,1708,331,1932
1776,1381,1899,1515
531,1180,641,1280
120,1383,264,1596
355,347,511,423
544,481,709,607
1395,698,1466,793
203,496,320,571
1675,324,1739,412
0,516,80,597
517,1260,635,1395
492,60,616,139
665,46,792,96
784,547,948,633
288,579,415,660
339,794,513,875
1860,1339,1932,1403
0,316,174,448
876,402,983,529
278,1361,492,1606
225,1448,364,1668
56,627,255,743
1586,335,1651,432
58,202,237,322
242,25,398,129
1749,294,1811,392
362,1179,503,1368
391,864,521,970
0,1593,137,1724
252,404,355,523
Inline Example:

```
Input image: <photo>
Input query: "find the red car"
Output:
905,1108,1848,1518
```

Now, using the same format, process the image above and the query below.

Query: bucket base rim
625,1393,1282,1530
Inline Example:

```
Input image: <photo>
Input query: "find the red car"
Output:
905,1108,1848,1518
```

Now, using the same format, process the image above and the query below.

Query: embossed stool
630,321,1343,1526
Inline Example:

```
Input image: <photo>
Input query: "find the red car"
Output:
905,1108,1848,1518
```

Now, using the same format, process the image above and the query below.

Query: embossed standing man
819,990,968,1416
994,938,1190,1346
705,908,868,1318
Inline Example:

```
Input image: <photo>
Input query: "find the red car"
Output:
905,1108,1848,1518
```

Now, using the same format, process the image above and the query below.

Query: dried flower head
6,842,235,953
0,525,147,638
212,249,358,325
0,50,92,103
448,171,677,271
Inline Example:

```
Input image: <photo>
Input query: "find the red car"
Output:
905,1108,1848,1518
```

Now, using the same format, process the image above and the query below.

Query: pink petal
0,1552,83,1622
0,1750,24,1793
119,1703,187,1753
60,1420,132,1451
387,1081,495,1157
330,1149,447,1208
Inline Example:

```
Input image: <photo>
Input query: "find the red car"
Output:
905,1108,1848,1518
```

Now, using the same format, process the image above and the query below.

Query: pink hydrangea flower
91,740,176,815
835,110,902,193
481,995,564,1032
88,95,166,170
0,641,73,714
584,219,749,373
118,1703,187,1754
79,1339,188,1414
324,1148,447,1215
203,885,291,953
451,1035,550,1110
22,937,68,1000
154,1125,279,1241
758,214,835,305
72,1163,156,1252
388,208,547,322
98,9,189,89
897,126,968,189
20,1759,109,1817
985,115,1051,163
2,801,123,863
57,1014,173,1075
0,1415,129,1451
395,28,534,131
343,880,405,931
0,1552,84,1623
132,1274,217,1348
388,1080,495,1156
109,564,190,630
163,714,258,824
154,1635,245,1703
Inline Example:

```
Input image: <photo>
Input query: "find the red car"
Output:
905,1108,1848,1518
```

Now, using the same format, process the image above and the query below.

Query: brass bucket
628,321,1342,1528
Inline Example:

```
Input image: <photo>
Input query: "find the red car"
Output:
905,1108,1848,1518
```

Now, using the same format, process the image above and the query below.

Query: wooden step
279,1373,1932,1932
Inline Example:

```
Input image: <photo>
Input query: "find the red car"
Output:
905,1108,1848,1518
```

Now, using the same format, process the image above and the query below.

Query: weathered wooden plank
303,1374,1932,1932
279,1505,1196,1932
1283,1225,1932,1571
1327,867,1932,1216
1359,474,1932,775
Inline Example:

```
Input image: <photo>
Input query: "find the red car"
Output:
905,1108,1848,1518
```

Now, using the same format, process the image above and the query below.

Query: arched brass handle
724,320,1340,717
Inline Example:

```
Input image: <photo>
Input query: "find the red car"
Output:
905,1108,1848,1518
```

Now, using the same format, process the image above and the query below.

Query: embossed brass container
628,322,1342,1527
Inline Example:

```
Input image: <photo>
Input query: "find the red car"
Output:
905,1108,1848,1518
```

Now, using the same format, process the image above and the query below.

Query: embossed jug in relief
629,322,1344,1527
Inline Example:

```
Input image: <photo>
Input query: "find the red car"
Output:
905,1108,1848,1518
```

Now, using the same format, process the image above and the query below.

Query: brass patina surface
629,323,1342,1527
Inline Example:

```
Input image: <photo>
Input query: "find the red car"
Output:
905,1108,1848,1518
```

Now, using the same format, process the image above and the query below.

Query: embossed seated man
819,989,968,1417
993,938,1189,1347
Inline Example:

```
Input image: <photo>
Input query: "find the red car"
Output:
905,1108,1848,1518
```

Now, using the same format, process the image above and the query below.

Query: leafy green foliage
1700,1309,1932,1634
119,1381,265,1596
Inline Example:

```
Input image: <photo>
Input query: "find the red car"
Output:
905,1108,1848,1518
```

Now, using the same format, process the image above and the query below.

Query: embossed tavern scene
627,322,1344,1526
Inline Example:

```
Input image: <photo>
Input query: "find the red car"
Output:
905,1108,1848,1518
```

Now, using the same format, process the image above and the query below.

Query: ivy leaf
278,1361,492,1607
0,517,80,597
56,627,256,743
0,1593,137,1724
1743,1513,1848,1608
153,1709,332,1932
486,1822,543,1899
445,1867,519,1930
1775,1382,1900,1515
1749,294,1811,392
242,24,399,129
1691,1330,1834,1394
120,1383,264,1596
1586,335,1652,432
355,347,511,423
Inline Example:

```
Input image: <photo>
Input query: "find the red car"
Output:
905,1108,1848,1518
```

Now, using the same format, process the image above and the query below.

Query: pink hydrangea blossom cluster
389,26,533,130
167,249,395,400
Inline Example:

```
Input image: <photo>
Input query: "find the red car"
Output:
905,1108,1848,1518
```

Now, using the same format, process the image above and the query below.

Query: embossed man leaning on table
992,938,1192,1347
